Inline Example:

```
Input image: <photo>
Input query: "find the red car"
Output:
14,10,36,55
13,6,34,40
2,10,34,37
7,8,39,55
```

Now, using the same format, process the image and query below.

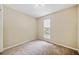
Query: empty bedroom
0,4,79,55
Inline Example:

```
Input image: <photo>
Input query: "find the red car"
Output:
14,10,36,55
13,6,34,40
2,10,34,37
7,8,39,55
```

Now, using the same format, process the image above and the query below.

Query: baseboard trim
53,42,78,51
3,39,36,52
40,39,78,52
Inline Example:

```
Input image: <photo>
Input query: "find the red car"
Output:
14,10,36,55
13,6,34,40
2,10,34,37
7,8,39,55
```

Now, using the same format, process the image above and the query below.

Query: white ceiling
6,4,76,18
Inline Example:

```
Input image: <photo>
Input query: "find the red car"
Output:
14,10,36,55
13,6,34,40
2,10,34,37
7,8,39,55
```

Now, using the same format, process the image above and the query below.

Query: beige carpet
1,40,79,55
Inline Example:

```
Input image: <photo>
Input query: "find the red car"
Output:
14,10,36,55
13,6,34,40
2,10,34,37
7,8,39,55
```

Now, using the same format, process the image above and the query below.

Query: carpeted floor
0,40,79,55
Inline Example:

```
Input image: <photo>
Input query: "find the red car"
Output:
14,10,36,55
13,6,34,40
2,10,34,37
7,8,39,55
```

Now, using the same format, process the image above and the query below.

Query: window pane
44,19,50,27
43,19,50,39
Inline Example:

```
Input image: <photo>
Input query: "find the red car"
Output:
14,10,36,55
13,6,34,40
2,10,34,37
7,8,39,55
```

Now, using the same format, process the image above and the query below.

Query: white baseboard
3,39,35,51
40,38,78,52
53,42,78,51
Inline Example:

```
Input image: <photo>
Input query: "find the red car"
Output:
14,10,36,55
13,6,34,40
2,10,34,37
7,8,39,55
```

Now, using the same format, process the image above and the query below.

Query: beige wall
37,18,43,39
52,6,77,49
77,5,79,50
0,6,3,52
3,6,37,48
38,6,77,49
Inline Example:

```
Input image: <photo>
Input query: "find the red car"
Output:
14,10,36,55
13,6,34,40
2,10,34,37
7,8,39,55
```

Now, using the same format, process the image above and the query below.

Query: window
43,18,50,39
